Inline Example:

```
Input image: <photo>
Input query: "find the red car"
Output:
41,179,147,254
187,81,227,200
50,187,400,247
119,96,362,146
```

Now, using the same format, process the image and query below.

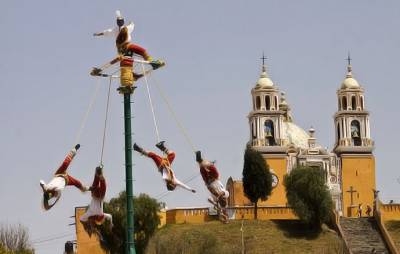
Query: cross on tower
260,53,267,66
346,186,357,206
346,52,352,66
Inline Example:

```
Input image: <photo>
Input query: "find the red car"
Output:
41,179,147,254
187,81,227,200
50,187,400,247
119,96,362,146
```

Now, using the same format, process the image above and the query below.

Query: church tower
334,56,375,217
248,58,289,206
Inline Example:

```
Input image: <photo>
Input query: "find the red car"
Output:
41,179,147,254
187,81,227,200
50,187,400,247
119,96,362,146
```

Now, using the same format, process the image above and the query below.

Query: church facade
226,59,375,218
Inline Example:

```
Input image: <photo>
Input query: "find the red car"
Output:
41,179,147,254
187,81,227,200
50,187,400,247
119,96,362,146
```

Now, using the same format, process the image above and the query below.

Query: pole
124,92,136,254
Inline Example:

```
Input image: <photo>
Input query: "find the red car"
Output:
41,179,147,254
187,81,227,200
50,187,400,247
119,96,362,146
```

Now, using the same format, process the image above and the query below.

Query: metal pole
124,92,136,254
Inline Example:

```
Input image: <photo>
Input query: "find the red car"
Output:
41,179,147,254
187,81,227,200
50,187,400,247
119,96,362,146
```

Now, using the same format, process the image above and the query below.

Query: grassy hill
146,220,345,254
385,220,400,250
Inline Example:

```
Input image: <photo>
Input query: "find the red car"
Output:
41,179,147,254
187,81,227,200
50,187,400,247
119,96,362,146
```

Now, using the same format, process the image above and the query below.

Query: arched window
264,120,276,146
351,120,362,146
256,96,261,110
265,96,271,110
351,96,356,110
360,96,364,110
251,122,256,139
337,122,340,142
275,96,278,110
342,96,347,110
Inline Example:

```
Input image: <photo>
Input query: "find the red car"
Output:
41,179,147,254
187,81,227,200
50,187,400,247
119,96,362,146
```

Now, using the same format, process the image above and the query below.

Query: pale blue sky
1,0,399,253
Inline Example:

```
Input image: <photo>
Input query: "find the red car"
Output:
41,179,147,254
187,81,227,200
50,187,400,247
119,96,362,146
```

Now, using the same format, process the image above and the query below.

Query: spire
255,53,273,87
260,52,269,78
340,52,360,89
346,52,353,78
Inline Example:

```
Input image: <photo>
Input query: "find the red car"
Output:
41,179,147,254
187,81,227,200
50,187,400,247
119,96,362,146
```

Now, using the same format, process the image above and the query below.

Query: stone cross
346,186,357,206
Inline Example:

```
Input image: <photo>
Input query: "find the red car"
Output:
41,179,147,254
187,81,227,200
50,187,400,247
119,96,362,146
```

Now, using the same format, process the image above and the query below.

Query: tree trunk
254,200,258,220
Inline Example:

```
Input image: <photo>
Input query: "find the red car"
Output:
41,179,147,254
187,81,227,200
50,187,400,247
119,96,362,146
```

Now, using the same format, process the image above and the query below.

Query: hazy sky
1,0,399,253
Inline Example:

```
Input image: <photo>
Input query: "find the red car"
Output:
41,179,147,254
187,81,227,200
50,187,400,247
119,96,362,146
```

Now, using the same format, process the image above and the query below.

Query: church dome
282,122,309,148
341,77,360,89
255,65,274,88
340,64,360,89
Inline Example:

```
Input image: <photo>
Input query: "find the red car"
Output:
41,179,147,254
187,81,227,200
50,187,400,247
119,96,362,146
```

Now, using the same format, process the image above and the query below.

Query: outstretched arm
174,178,196,193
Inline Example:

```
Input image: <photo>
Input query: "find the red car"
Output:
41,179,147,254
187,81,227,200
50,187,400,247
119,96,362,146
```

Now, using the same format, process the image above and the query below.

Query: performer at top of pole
39,144,89,210
133,141,196,193
91,10,165,94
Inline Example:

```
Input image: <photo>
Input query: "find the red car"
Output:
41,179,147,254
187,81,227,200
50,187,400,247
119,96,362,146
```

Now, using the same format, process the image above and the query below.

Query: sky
1,0,399,253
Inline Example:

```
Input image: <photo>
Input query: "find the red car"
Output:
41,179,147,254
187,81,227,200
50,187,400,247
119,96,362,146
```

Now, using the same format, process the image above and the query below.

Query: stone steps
340,217,389,254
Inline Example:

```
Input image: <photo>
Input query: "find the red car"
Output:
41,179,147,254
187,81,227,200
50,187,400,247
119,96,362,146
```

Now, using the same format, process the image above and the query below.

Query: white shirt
101,22,135,42
45,176,66,193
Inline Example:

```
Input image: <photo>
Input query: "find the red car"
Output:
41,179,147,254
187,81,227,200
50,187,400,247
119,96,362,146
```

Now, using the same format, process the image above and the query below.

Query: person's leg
66,175,86,191
147,152,163,168
167,151,175,164
55,149,76,175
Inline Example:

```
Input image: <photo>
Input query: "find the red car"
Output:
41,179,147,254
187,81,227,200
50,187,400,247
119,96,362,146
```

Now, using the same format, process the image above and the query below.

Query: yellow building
227,58,376,218
74,207,107,254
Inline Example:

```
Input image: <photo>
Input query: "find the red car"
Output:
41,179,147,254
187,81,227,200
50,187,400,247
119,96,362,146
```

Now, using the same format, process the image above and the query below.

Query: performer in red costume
92,10,164,93
196,151,229,222
40,144,88,210
133,141,196,193
80,166,112,229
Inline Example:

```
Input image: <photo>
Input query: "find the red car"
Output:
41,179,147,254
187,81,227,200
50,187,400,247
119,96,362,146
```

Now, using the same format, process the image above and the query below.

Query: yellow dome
341,77,360,89
255,65,274,88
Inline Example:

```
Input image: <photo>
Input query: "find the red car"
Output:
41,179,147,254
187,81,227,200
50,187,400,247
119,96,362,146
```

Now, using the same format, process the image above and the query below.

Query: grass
146,220,345,254
385,220,400,250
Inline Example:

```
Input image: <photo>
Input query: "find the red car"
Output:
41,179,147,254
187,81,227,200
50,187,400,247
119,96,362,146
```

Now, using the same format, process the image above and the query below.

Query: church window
275,96,278,110
351,120,362,146
360,96,364,110
256,96,261,110
351,95,357,110
264,120,276,146
356,170,358,176
265,96,271,110
337,122,341,141
342,96,347,110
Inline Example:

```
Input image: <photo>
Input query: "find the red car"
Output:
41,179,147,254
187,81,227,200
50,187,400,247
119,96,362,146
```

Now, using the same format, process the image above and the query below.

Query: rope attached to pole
99,76,113,165
149,74,197,152
74,78,102,145
141,63,161,143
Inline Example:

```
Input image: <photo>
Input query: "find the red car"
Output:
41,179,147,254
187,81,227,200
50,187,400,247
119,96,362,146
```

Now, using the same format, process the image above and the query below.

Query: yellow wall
227,156,288,207
380,204,400,221
341,155,375,217
261,156,288,206
75,207,107,254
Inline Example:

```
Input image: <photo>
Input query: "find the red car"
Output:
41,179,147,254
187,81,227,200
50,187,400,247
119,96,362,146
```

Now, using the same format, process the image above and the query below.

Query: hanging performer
196,151,229,222
92,10,165,94
80,166,113,234
40,144,89,210
133,141,196,193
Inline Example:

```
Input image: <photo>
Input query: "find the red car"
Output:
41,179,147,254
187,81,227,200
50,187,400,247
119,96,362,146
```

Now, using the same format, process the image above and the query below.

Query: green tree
242,146,272,219
284,166,333,229
99,191,163,254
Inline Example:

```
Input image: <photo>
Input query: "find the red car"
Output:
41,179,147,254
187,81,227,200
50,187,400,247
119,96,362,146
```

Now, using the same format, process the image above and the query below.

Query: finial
260,52,268,73
309,126,315,137
345,52,353,77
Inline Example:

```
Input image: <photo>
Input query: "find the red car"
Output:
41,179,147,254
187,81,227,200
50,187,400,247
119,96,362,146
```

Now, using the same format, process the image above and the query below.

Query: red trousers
91,174,106,199
147,151,175,169
55,150,83,190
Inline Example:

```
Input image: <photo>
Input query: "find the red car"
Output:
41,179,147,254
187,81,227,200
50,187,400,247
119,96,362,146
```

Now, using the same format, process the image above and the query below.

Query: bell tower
247,56,288,206
334,55,375,217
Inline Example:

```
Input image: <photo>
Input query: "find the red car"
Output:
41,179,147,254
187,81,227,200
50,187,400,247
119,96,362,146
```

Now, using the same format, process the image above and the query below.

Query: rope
74,78,102,145
99,76,113,165
141,63,161,142
149,74,196,152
